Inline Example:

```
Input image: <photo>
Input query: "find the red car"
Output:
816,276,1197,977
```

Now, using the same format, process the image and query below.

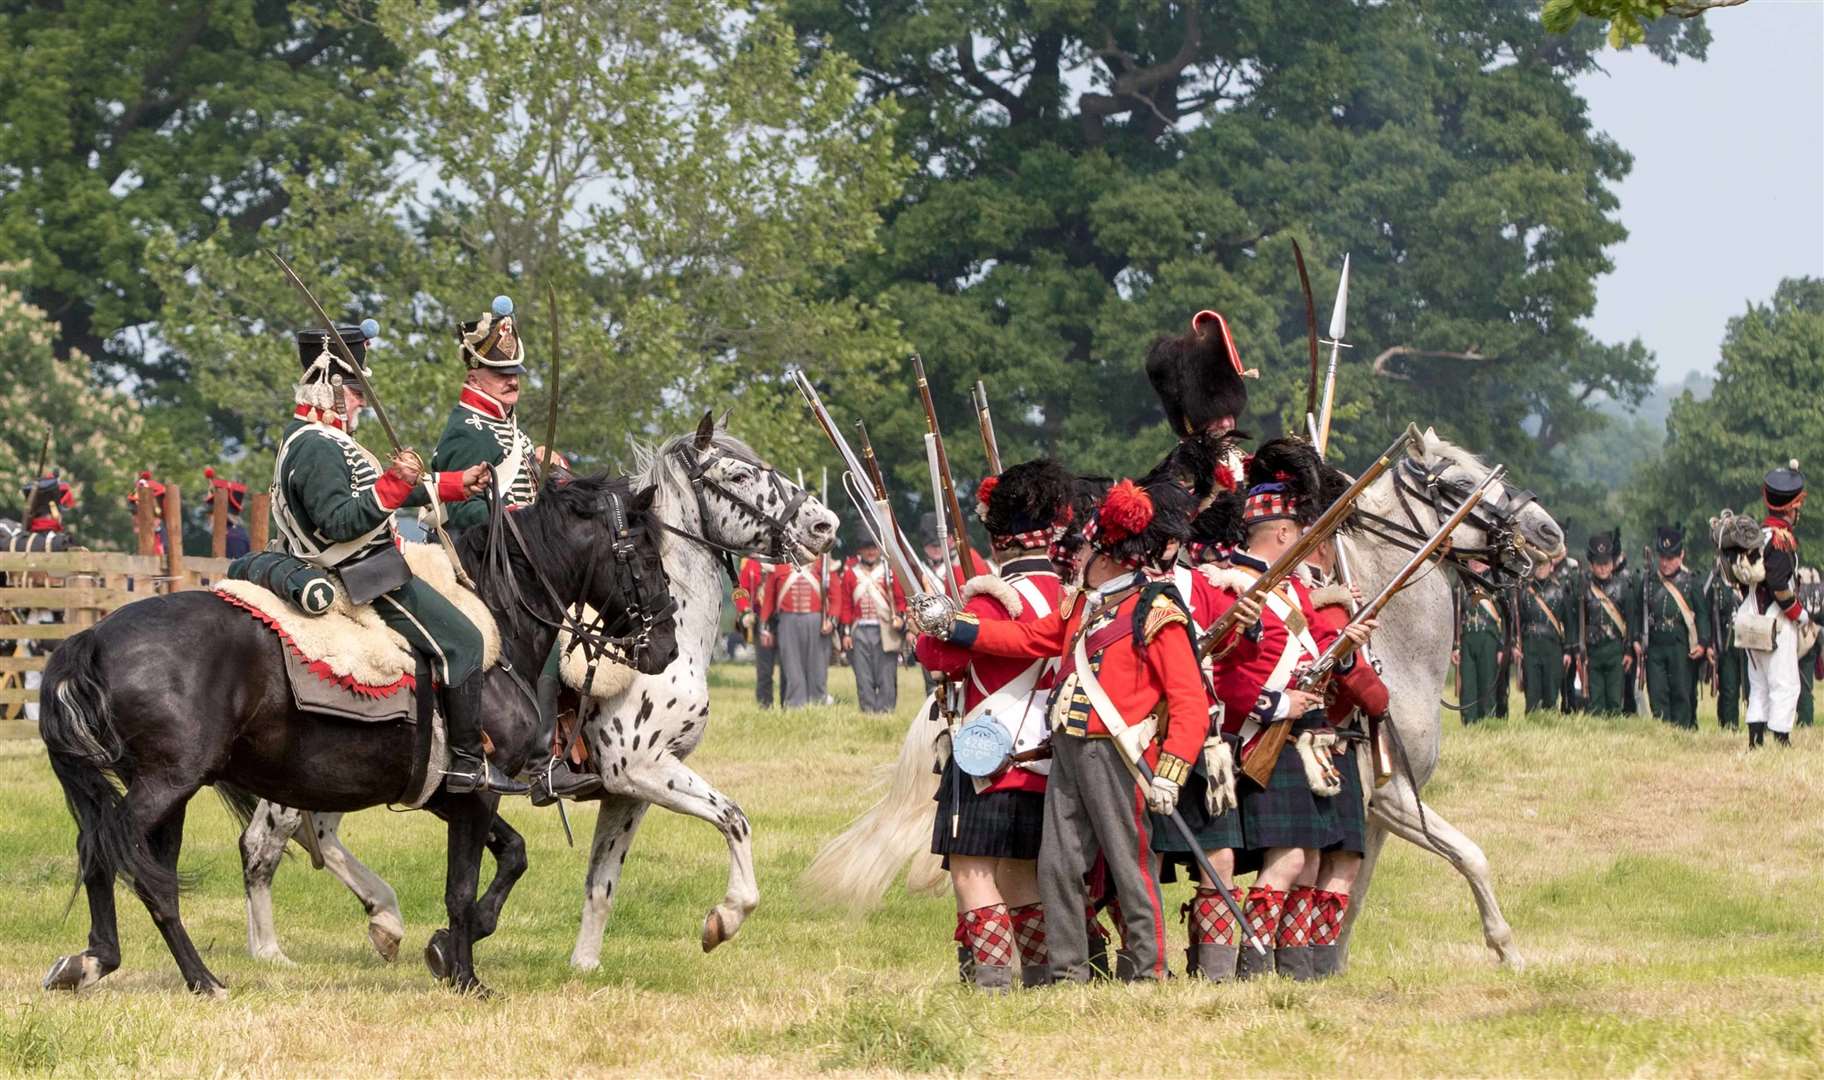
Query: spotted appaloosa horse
806,428,1562,971
233,416,836,968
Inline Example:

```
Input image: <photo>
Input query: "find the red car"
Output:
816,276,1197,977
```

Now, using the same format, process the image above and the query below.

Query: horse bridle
1355,456,1538,590
664,440,811,579
481,480,674,677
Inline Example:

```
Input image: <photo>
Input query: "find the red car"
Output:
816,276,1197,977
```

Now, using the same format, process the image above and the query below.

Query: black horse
37,474,679,997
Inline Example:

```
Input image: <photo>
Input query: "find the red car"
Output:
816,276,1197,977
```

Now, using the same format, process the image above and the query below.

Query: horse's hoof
569,954,601,973
701,909,726,953
195,983,231,1001
251,948,295,967
452,977,493,1000
42,954,100,992
368,921,403,964
424,929,451,982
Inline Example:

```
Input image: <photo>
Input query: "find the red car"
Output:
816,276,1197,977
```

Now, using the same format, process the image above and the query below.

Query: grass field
1,663,1821,1077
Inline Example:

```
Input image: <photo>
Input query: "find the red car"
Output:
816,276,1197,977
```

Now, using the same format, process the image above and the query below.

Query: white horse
231,416,837,966
805,427,1562,971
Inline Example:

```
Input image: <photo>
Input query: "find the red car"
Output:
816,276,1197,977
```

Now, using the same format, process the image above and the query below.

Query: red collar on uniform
459,386,511,421
295,405,346,430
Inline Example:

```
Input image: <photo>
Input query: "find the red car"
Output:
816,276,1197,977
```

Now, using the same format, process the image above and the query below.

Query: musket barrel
1198,428,1413,660
911,355,984,579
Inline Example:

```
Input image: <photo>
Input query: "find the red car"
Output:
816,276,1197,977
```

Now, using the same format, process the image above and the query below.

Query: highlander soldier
913,460,1073,990
1582,530,1634,716
1518,554,1575,713
835,537,907,714
271,323,516,793
1642,524,1710,730
916,478,1213,983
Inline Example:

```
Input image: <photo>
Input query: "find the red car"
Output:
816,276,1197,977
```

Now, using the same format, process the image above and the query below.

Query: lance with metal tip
1316,254,1352,457
265,249,407,456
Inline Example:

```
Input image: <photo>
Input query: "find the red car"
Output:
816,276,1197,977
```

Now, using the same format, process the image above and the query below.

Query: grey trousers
754,621,777,708
1039,735,1167,982
778,611,830,708
851,624,899,713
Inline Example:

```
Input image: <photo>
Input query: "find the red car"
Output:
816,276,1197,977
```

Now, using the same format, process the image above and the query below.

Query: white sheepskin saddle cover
213,542,501,695
556,606,638,700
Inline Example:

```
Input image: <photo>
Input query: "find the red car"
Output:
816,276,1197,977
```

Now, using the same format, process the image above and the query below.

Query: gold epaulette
1142,593,1189,642
1768,524,1797,553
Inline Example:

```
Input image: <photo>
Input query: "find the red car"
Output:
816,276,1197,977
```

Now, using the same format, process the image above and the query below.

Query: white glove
739,611,755,631
1146,775,1181,816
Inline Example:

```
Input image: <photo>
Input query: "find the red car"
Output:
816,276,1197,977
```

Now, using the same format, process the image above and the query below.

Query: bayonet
924,434,963,601
265,249,406,455
911,355,984,579
1316,255,1352,457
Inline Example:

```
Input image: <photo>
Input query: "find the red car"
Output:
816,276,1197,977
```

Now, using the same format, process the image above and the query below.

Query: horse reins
1354,457,1537,590
663,440,811,580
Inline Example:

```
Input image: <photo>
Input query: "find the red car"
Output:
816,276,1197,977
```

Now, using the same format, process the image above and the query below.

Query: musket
1637,544,1652,693
924,435,964,601
791,369,934,599
1576,563,1589,709
537,283,562,489
265,249,406,455
911,355,984,579
1198,428,1414,662
1294,239,1320,427
1316,254,1352,457
1704,563,1723,694
30,430,50,487
854,419,923,600
971,380,1003,476
1246,467,1505,787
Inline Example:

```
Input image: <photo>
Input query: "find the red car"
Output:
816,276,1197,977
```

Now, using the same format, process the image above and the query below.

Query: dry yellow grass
1,665,1821,1077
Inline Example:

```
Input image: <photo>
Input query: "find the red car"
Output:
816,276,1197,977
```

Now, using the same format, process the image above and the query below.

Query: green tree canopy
1632,277,1824,551
784,0,1705,526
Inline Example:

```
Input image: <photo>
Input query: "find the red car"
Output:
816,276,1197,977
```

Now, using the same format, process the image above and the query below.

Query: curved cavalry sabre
228,417,837,969
38,473,680,996
806,427,1562,971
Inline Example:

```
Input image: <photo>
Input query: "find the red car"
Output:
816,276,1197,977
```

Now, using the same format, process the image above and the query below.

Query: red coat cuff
436,471,471,503
374,469,415,511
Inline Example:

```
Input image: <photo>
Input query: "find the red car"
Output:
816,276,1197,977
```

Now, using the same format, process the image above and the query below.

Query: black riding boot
528,651,604,806
442,672,528,796
1748,722,1766,749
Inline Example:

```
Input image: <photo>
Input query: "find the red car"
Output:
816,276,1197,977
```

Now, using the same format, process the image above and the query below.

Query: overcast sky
1574,2,1824,384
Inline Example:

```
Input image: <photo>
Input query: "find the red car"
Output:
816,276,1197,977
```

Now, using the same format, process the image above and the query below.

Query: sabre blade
1293,239,1320,421
265,248,406,455
538,283,562,489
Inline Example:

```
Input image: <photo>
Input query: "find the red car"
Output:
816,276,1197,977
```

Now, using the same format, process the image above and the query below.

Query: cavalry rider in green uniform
1518,553,1576,713
1641,524,1710,730
423,296,592,804
1453,559,1506,724
1706,526,1746,731
274,322,526,795
1581,530,1634,716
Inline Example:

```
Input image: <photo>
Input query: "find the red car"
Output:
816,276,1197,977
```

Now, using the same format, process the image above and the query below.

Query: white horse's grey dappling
235,423,838,968
803,427,1562,971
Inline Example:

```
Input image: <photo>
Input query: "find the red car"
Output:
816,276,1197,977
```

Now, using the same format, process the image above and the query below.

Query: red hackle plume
1098,479,1154,542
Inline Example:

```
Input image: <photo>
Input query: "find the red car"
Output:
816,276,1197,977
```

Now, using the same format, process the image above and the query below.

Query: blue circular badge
953,716,1013,778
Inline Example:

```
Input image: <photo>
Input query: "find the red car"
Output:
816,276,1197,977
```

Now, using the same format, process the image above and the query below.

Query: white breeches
1744,609,1802,734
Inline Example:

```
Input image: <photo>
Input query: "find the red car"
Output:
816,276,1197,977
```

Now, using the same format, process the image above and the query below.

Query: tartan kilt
1240,717,1341,855
1323,737,1368,855
931,759,1044,863
1152,763,1245,885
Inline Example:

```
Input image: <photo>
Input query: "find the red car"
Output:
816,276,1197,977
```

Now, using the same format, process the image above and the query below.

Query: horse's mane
1417,430,1493,474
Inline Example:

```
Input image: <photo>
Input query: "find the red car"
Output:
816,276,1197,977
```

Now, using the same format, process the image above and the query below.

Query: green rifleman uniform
1706,561,1744,730
1519,565,1576,713
1579,530,1634,716
1456,576,1505,724
1641,524,1710,730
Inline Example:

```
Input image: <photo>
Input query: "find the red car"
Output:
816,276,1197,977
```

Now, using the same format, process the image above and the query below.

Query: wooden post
162,484,185,591
248,493,271,552
210,489,229,559
135,490,158,556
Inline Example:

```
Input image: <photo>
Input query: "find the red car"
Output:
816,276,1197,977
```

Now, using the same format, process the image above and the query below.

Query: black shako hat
1655,524,1685,557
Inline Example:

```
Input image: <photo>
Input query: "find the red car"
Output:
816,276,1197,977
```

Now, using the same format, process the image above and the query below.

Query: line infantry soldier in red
760,549,835,708
914,460,1074,991
835,536,907,714
914,477,1211,982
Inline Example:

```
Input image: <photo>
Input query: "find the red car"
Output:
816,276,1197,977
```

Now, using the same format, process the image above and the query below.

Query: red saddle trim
215,592,416,699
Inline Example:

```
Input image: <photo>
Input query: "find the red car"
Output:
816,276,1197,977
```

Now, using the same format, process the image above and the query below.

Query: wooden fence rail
0,481,262,714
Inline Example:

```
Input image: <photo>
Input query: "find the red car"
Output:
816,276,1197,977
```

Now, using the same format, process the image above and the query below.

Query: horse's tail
212,782,261,831
39,629,179,898
801,696,948,909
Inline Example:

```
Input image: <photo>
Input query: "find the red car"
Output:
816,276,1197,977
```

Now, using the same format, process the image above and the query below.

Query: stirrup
444,752,529,796
529,757,604,807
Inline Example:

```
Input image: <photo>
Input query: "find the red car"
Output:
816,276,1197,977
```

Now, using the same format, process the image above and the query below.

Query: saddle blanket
213,542,501,701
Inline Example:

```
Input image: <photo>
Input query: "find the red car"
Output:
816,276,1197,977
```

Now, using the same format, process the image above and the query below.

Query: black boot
1773,728,1792,746
1748,722,1766,749
526,659,603,805
442,673,528,796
